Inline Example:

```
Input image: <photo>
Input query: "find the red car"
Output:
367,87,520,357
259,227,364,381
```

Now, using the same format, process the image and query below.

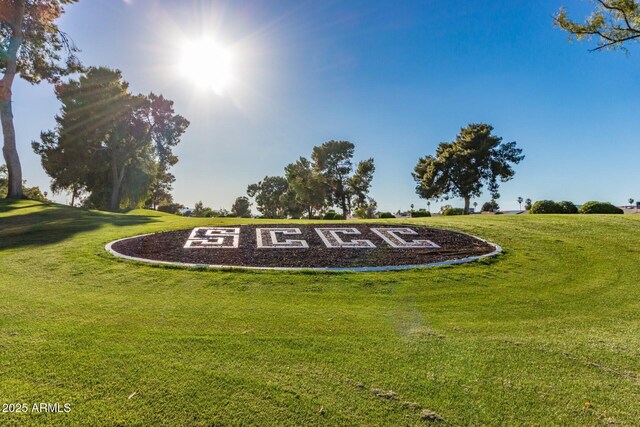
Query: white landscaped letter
371,227,440,248
315,227,376,248
184,227,240,248
256,228,309,248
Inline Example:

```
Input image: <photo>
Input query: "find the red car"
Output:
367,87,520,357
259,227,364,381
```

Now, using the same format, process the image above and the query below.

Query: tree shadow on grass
0,200,159,251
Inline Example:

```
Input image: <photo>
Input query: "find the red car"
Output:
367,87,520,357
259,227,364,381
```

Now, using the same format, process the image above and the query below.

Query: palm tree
517,196,523,210
427,201,431,212
473,201,478,212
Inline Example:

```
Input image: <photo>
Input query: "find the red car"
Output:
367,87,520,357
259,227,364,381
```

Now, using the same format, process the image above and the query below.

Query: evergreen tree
413,123,524,214
311,140,375,217
555,1,640,52
32,67,188,211
1,0,83,198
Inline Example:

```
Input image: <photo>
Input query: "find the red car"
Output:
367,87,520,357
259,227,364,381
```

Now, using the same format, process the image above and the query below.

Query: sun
178,39,233,95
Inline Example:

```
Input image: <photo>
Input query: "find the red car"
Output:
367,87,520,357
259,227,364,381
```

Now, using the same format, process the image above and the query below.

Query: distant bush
530,200,563,214
442,207,464,216
158,203,185,215
530,200,580,214
579,201,623,214
323,211,337,220
411,209,431,218
379,212,395,219
557,201,578,214
323,211,345,220
481,200,500,212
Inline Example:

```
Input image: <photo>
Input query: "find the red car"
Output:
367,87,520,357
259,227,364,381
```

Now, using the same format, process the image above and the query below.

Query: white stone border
104,228,503,272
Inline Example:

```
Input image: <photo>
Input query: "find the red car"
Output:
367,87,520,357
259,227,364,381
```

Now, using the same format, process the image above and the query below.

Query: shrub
481,200,500,212
530,200,580,214
323,211,337,220
557,201,578,214
442,207,464,216
439,204,452,214
379,212,395,219
411,209,431,218
579,201,623,214
530,200,562,214
158,203,185,215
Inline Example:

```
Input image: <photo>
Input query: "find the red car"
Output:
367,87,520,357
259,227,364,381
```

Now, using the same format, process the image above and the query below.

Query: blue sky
11,0,640,212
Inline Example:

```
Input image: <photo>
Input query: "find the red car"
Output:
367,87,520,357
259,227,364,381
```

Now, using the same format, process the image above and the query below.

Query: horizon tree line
245,140,375,219
2,1,638,204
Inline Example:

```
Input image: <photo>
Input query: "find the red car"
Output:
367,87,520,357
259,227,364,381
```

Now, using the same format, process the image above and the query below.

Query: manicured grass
1,199,639,425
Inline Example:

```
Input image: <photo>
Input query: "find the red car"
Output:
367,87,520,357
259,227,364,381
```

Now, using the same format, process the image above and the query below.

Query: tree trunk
1,1,26,199
109,151,126,211
307,205,313,219
463,195,471,214
341,197,348,218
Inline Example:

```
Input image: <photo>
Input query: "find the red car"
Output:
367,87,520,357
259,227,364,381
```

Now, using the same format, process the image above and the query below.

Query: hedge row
411,209,431,218
530,200,622,214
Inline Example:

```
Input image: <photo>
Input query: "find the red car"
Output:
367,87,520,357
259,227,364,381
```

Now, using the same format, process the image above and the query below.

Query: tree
231,196,251,218
629,198,635,205
284,157,325,218
354,197,377,219
348,157,376,214
524,198,532,210
311,140,375,217
413,123,524,214
517,196,524,210
0,162,45,200
481,199,500,212
33,67,188,211
555,1,640,52
1,0,82,198
192,201,213,217
146,163,174,210
144,93,189,210
247,176,289,218
157,202,184,215
35,129,87,206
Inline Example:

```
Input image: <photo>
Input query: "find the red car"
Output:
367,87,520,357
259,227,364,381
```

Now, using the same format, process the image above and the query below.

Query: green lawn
1,199,639,426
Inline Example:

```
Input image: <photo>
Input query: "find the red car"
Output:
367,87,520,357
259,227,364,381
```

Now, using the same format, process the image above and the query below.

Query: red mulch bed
110,224,495,269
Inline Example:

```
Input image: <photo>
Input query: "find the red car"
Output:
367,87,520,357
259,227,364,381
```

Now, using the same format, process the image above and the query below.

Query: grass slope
0,199,639,426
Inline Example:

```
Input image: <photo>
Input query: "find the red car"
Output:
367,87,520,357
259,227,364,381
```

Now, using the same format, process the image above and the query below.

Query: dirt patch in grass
110,224,495,269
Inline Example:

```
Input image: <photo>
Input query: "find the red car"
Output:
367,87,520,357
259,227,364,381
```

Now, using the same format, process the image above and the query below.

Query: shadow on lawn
0,200,158,251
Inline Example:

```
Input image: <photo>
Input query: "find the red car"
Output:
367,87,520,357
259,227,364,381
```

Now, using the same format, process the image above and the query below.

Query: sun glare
179,39,233,95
